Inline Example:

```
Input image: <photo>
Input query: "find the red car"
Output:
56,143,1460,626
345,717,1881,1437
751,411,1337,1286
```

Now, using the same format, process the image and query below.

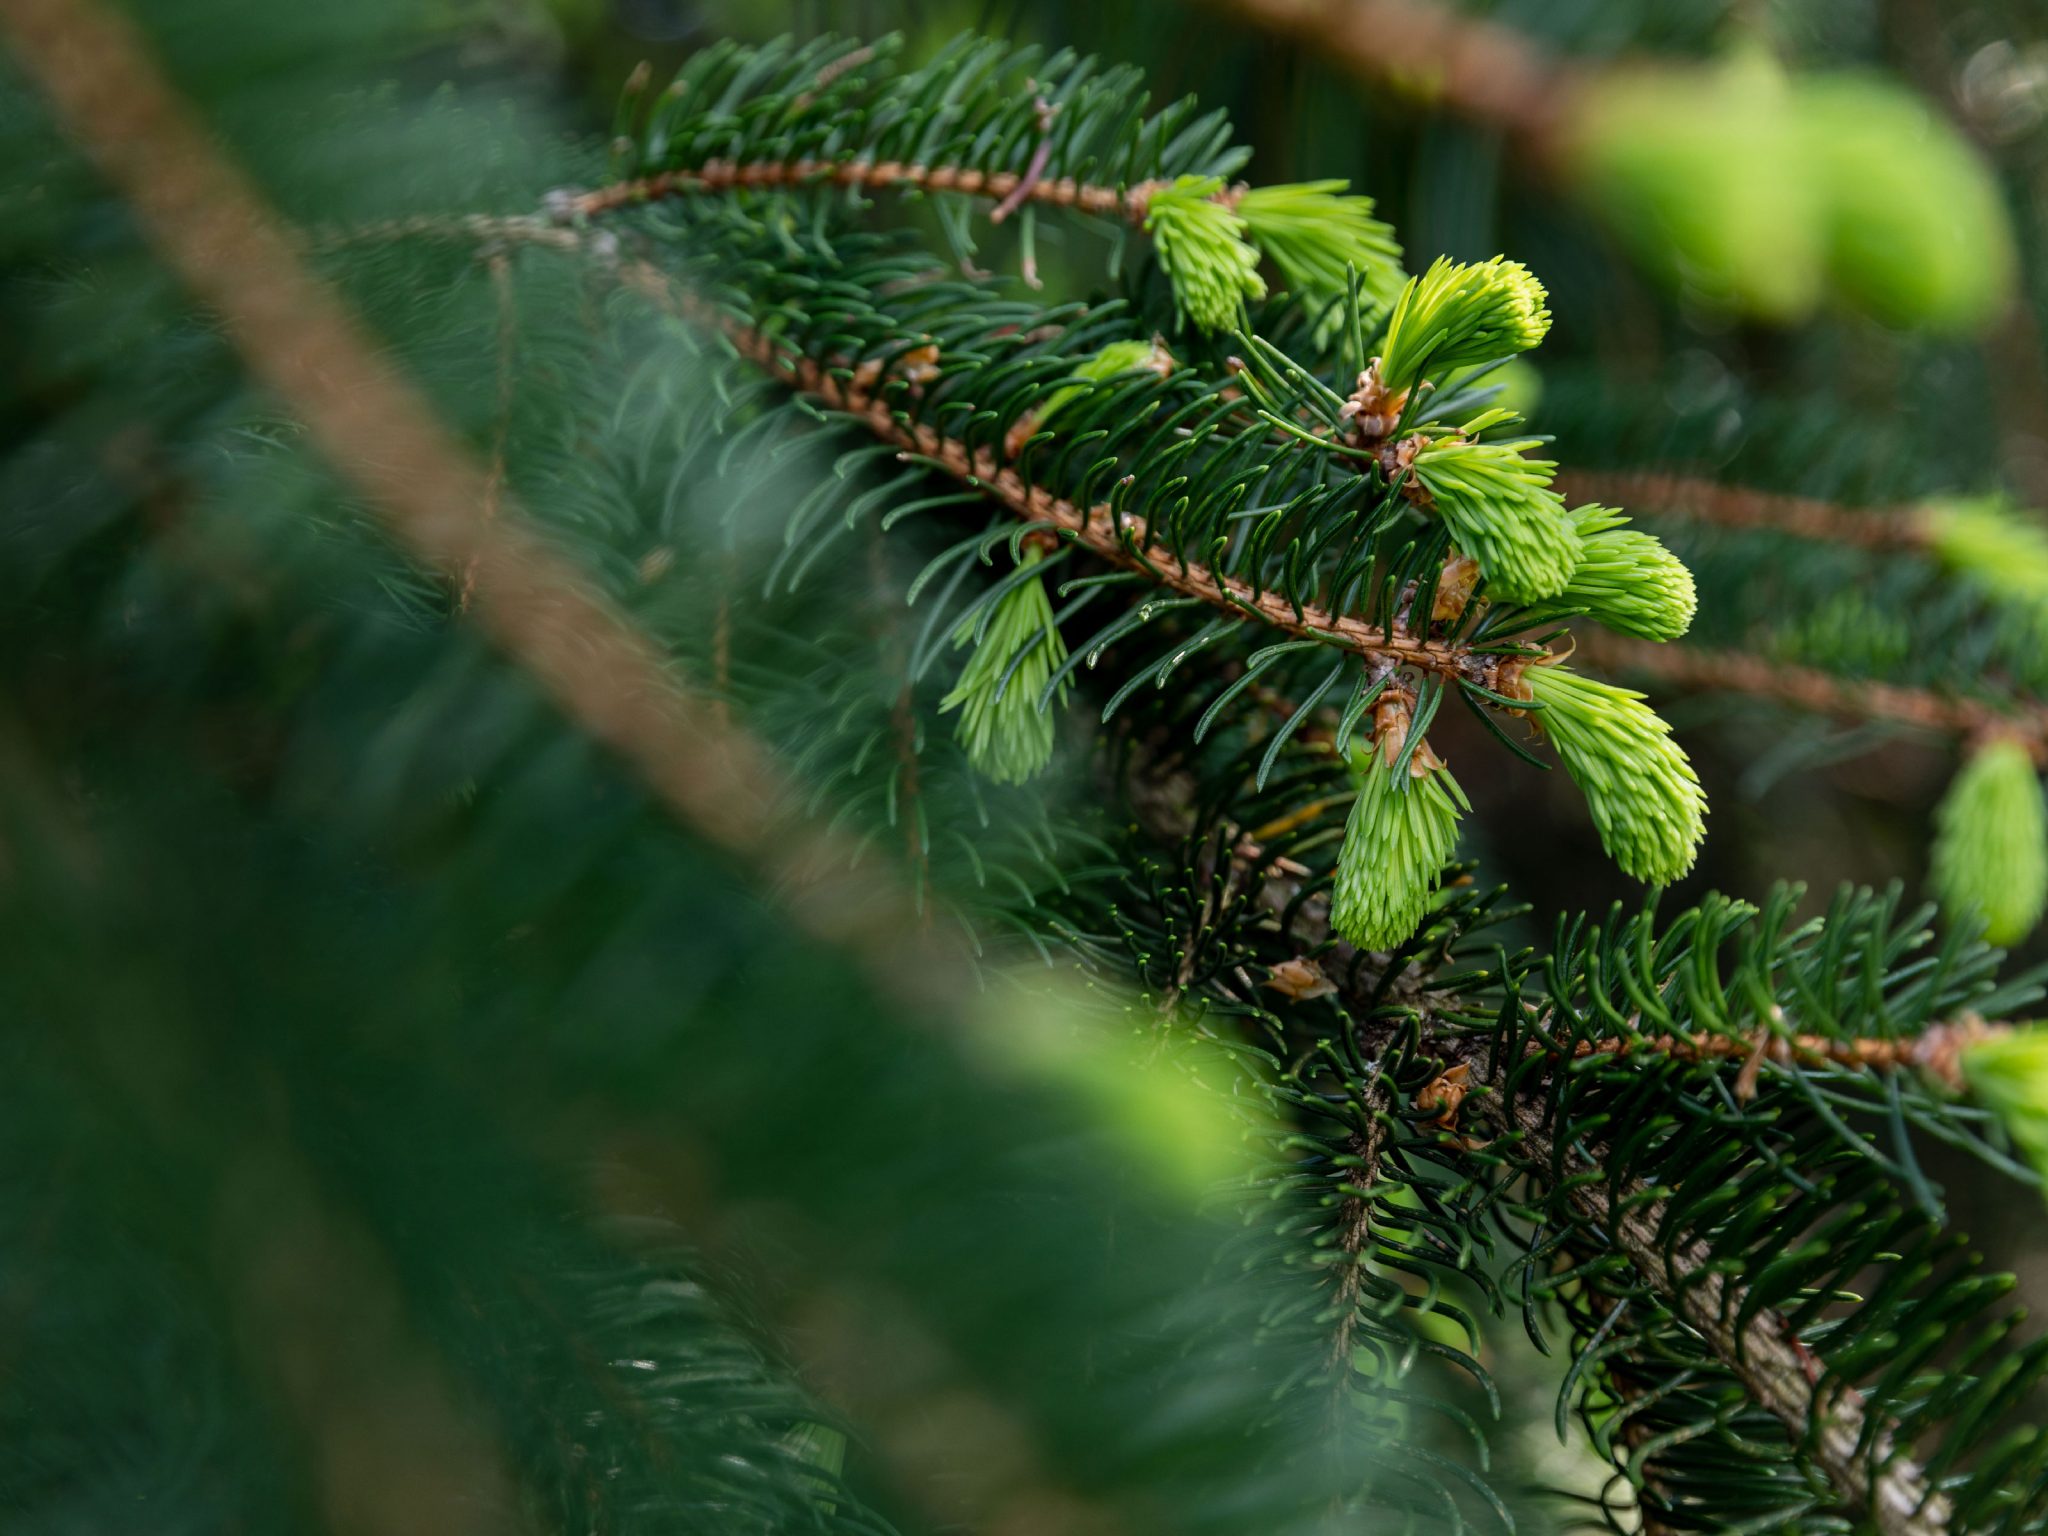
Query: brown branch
1191,0,1580,153
1218,826,1965,1533
1558,1013,2004,1095
633,274,1519,696
1580,632,2048,764
567,155,1177,226
1555,469,1930,554
0,0,979,1019
1494,1087,1953,1536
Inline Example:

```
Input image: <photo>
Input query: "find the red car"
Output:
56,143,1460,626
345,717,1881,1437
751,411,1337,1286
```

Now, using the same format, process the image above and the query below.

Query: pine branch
1494,1087,1953,1536
568,154,1176,226
630,264,1524,697
1581,631,2048,762
1556,468,1926,554
0,0,979,1027
1190,0,1574,147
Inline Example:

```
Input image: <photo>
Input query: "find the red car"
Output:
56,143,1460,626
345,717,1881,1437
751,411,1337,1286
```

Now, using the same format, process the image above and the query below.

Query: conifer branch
1555,469,1925,553
1552,1013,2004,1094
1581,632,2048,763
655,272,1525,696
567,155,1184,225
1332,986,1958,1536
1192,0,1575,148
1498,1087,1953,1536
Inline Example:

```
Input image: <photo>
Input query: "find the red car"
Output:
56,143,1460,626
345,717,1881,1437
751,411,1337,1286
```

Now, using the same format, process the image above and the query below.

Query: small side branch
1504,1089,1953,1536
1581,633,2048,764
567,155,1173,226
1561,1014,2005,1094
1193,0,1576,151
1555,469,1927,554
624,267,1519,695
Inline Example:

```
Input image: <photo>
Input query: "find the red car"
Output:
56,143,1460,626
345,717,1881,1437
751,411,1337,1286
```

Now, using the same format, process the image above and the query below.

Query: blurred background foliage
6,1,2048,1533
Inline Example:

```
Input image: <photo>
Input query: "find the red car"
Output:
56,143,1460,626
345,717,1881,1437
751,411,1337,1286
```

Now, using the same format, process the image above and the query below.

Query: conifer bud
1548,504,1697,641
1567,57,2016,330
1236,180,1405,336
941,548,1070,784
1922,495,2048,619
1931,734,2048,946
1376,256,1551,393
1331,705,1468,950
1796,76,2015,333
1406,411,1580,603
1034,339,1169,432
1522,664,1707,884
1960,1025,2048,1185
1565,56,1822,323
1144,175,1265,333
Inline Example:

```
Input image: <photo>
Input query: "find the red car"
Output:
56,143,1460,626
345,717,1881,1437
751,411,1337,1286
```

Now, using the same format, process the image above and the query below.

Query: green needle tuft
1408,410,1580,603
1962,1025,2048,1186
1236,180,1405,339
1034,339,1167,431
1923,495,2048,629
1932,734,2048,946
941,548,1071,784
1524,664,1707,884
1520,504,1696,641
1145,175,1265,333
1332,732,1468,951
1377,256,1551,393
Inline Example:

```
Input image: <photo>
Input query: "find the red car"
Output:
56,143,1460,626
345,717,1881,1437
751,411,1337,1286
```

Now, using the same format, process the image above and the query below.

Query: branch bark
569,155,1179,225
649,273,1524,697
1499,1087,1953,1536
1580,632,2048,765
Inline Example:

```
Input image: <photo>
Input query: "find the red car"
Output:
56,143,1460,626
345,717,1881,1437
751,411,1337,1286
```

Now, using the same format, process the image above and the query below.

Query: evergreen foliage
5,4,2048,1535
1934,735,2048,947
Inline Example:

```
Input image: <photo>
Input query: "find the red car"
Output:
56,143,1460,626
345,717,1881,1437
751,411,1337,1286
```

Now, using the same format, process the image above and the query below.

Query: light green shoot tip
1923,495,2048,622
1961,1025,2048,1185
1332,726,1469,951
1931,734,2048,946
1236,180,1406,338
940,548,1071,784
1378,256,1552,393
1145,175,1265,333
1408,411,1580,603
1523,664,1707,884
1518,504,1697,642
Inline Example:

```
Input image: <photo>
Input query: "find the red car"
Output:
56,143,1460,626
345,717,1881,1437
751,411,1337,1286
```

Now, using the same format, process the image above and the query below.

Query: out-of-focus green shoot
1566,52,2014,332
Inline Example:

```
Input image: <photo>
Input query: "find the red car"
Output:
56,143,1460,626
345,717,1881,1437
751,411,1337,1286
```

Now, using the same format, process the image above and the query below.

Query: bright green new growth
1931,735,2048,946
1924,495,2048,621
1236,180,1405,337
1524,664,1707,884
1033,339,1163,430
1332,742,1469,950
1961,1026,2048,1186
1408,410,1580,602
1568,55,2015,330
1568,56,1821,322
1144,175,1265,333
1376,256,1552,393
1797,76,2016,333
941,548,1071,784
1538,504,1697,641
1771,592,1913,675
